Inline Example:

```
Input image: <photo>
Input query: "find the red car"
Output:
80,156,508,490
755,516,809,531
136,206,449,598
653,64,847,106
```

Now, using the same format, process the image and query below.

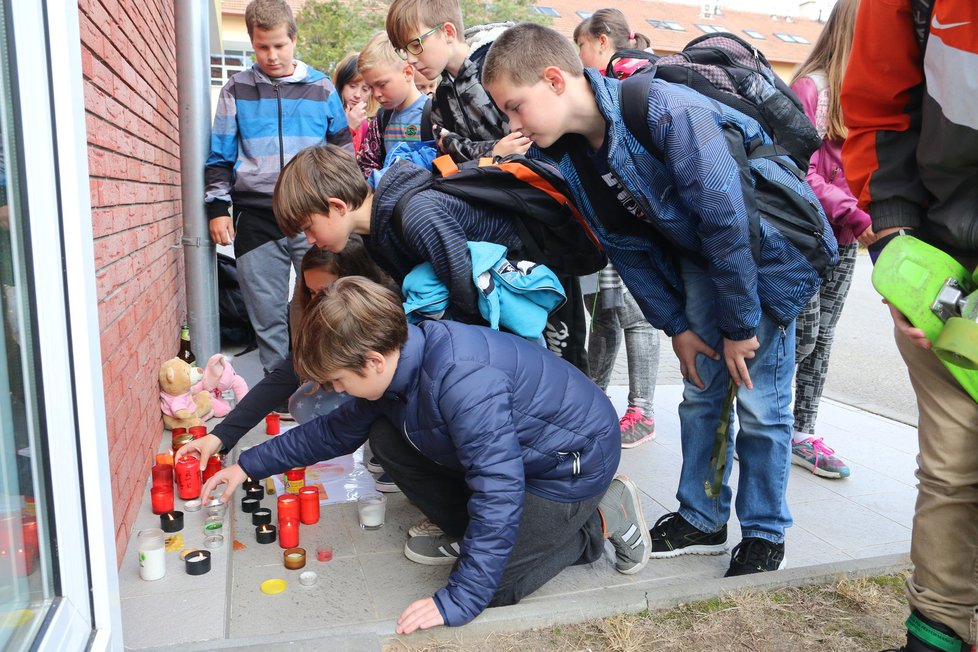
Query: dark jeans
369,418,606,606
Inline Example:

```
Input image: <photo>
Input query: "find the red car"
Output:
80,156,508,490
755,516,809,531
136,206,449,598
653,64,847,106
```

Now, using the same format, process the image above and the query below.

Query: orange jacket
841,0,978,251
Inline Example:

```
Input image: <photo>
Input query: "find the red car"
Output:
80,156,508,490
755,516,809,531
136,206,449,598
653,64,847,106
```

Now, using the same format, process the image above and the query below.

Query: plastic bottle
137,529,166,581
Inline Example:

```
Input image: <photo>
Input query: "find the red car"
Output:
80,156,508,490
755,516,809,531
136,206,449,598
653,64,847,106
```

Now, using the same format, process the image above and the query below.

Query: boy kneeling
203,277,650,632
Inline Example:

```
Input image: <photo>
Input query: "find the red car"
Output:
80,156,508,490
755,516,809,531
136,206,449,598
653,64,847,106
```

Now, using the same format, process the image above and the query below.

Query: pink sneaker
620,406,656,449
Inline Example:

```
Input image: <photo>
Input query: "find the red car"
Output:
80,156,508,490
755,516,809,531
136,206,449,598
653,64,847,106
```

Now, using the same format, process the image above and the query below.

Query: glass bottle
178,324,196,365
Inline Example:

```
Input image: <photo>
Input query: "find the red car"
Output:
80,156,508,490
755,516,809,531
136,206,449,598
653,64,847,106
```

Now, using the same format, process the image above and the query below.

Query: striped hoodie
841,0,978,252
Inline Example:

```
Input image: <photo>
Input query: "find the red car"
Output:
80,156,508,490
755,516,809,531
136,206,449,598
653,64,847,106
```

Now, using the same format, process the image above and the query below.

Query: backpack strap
619,73,659,156
421,98,434,142
911,0,934,53
376,107,391,162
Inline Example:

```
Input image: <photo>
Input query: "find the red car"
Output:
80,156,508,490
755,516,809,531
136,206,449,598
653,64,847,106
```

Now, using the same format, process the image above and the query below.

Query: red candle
189,425,207,439
299,487,320,525
202,455,222,483
171,427,187,438
151,463,174,489
277,494,299,523
279,517,299,549
265,413,280,435
21,517,38,552
174,455,202,500
151,487,174,515
155,451,173,466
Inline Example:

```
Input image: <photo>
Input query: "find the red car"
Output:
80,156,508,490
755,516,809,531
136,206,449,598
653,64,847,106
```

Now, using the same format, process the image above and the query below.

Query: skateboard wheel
934,317,978,370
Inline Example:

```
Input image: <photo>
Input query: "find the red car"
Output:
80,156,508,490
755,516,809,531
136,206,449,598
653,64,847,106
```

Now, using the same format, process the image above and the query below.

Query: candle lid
203,534,224,549
298,571,317,586
260,578,286,595
184,499,202,512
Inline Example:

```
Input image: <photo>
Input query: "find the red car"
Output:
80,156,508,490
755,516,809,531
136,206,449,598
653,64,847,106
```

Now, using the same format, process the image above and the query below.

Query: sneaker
598,475,651,574
649,512,728,559
724,537,786,576
791,437,850,479
374,472,401,493
408,517,445,538
404,533,461,565
619,406,656,449
365,456,384,474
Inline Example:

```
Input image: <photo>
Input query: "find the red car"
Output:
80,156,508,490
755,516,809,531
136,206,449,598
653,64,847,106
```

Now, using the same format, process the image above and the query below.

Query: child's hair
483,24,584,88
334,52,379,118
273,145,369,238
386,0,465,50
293,276,408,383
294,236,396,315
244,0,297,40
572,8,651,51
791,0,860,141
358,31,404,74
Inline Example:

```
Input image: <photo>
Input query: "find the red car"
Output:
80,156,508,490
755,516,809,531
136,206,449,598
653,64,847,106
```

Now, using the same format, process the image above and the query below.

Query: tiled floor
120,382,917,650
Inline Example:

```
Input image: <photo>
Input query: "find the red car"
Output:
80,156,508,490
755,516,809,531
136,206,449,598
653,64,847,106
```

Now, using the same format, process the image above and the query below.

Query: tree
295,0,387,75
458,0,553,28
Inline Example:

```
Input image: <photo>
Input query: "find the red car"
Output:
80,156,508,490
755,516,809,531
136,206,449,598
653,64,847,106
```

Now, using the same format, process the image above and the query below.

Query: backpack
392,155,607,276
375,98,435,162
617,35,837,280
614,32,821,168
216,253,257,347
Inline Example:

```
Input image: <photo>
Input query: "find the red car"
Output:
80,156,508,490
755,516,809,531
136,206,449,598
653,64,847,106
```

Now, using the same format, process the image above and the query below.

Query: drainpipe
175,0,220,361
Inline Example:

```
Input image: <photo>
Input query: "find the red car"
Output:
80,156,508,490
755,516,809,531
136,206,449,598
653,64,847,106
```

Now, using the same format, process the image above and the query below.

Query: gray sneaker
599,474,651,574
404,533,461,565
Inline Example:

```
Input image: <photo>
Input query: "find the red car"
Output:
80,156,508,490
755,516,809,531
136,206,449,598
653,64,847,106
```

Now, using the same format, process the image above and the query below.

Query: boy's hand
201,463,247,505
723,336,759,390
396,597,444,634
491,132,532,158
885,300,930,350
672,330,720,390
176,434,223,471
210,215,235,246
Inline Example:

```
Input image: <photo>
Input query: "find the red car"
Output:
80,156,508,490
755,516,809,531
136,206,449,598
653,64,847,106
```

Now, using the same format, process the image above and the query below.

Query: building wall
78,0,184,563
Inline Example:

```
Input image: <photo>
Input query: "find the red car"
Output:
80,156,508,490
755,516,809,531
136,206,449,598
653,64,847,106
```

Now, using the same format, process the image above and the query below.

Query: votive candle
279,517,299,549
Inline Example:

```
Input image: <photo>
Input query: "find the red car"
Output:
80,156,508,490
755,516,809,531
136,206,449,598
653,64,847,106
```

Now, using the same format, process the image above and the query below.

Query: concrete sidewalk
120,375,917,650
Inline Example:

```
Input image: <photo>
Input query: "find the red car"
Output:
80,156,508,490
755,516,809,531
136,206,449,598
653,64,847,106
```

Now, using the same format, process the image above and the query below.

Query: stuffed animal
159,357,213,430
195,354,249,418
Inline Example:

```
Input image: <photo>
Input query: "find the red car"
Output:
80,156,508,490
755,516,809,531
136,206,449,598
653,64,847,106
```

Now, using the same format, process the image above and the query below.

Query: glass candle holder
357,493,386,530
277,494,299,523
150,487,174,515
137,529,166,581
265,413,280,435
298,486,320,525
283,547,306,570
279,518,299,549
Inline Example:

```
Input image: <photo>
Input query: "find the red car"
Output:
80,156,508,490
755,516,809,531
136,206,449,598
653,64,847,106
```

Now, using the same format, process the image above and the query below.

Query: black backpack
617,35,837,280
216,253,257,348
393,155,607,276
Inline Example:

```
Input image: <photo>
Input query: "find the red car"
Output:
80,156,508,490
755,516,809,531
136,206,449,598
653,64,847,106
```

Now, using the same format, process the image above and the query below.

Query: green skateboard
871,235,978,402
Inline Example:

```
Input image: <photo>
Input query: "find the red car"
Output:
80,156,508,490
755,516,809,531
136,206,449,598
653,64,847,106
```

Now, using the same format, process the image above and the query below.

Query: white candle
357,494,386,529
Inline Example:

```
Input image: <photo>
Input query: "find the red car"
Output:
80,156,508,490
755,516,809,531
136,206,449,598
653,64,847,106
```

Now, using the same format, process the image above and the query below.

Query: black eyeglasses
394,23,445,60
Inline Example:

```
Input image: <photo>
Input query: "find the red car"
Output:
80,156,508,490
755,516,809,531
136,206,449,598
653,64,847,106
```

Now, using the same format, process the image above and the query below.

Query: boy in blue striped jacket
204,0,351,375
484,23,830,577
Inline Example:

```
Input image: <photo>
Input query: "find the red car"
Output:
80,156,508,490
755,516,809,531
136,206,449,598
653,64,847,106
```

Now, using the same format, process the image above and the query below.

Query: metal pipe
175,0,220,360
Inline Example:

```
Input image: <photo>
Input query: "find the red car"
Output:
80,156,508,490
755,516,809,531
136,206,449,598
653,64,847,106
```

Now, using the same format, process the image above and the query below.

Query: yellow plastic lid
260,578,287,595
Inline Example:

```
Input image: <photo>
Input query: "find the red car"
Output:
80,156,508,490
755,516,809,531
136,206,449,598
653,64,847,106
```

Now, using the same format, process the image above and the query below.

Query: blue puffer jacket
238,320,620,626
535,69,835,340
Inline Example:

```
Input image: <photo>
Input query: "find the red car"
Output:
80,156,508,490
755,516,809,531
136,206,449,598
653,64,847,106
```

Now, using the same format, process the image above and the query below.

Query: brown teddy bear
159,357,213,430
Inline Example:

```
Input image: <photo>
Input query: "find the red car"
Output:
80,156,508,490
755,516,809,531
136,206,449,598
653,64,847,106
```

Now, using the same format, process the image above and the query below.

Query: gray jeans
584,288,660,412
236,234,311,374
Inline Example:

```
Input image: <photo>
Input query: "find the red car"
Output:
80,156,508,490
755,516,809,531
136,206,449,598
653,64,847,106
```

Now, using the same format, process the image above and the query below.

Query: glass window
210,49,254,86
648,19,686,31
695,23,728,34
774,32,810,43
0,4,56,648
743,29,766,39
576,10,593,19
532,6,560,17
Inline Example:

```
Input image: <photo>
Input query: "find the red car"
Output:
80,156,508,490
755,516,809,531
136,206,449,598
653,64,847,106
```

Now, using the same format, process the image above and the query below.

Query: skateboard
871,235,978,402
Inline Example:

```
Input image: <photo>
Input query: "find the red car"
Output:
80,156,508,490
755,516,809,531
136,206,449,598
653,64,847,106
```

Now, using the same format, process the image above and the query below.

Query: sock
792,430,811,445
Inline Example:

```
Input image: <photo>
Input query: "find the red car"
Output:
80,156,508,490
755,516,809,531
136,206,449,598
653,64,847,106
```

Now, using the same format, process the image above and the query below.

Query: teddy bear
159,357,213,430
193,353,249,418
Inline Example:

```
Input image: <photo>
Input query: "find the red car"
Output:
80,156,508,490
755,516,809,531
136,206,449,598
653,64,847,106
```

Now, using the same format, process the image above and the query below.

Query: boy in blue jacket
483,24,835,576
202,277,650,632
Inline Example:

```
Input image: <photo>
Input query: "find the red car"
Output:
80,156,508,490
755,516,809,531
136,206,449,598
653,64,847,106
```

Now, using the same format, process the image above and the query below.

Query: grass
386,573,910,652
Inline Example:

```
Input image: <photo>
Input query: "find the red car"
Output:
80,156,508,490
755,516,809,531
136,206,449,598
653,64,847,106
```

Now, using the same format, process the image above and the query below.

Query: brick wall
78,0,183,564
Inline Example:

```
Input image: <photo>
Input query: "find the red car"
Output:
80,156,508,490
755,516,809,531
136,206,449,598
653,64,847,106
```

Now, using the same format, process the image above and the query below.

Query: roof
543,1,823,63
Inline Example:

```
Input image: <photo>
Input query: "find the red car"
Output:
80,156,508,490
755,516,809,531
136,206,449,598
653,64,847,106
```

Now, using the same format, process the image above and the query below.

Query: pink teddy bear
193,354,249,418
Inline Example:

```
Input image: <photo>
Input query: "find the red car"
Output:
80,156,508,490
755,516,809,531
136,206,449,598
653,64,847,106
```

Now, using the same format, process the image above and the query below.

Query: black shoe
649,512,728,559
884,610,972,652
724,537,786,576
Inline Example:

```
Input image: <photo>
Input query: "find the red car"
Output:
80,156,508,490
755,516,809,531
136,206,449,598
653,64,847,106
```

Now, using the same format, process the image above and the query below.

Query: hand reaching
672,330,720,389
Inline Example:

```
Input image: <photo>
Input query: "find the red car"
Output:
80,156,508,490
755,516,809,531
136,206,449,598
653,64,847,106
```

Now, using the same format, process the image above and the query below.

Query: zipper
779,325,787,355
402,420,444,466
274,84,284,170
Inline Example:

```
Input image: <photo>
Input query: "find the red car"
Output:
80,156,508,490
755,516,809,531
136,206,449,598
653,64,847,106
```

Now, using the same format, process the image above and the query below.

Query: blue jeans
675,259,795,543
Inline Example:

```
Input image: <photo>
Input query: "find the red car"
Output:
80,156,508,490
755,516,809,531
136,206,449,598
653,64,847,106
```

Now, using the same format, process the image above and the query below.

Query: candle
283,546,306,570
171,433,194,457
298,570,317,586
137,529,166,581
265,413,280,435
205,499,225,518
174,455,202,500
241,497,260,513
256,524,277,544
252,508,272,526
203,534,223,550
357,493,386,530
184,499,202,512
316,547,332,562
160,511,184,533
204,516,223,535
279,517,299,549
277,494,299,523
171,427,188,438
155,451,174,466
202,455,222,483
151,463,174,489
150,487,174,515
185,549,211,575
283,467,305,494
245,485,264,502
189,425,207,439
298,487,320,525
